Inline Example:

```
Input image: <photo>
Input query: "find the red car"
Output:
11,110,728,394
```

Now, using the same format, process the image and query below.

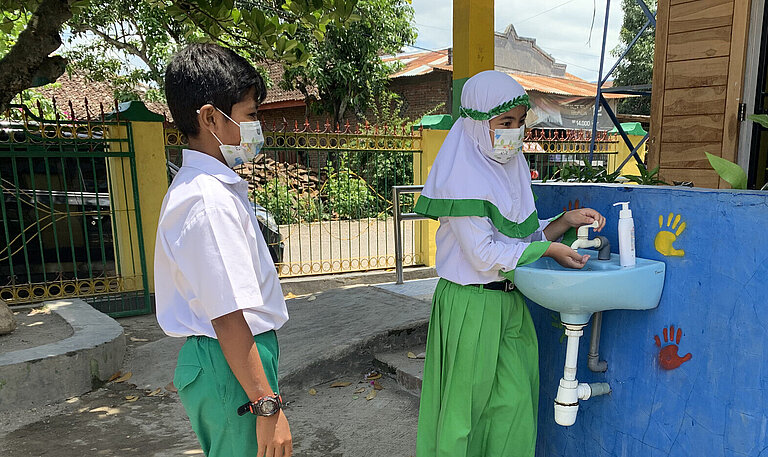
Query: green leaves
623,164,668,186
551,162,621,184
0,18,15,34
704,152,747,190
611,0,657,115
548,161,671,187
1,0,367,108
748,114,768,129
281,0,416,124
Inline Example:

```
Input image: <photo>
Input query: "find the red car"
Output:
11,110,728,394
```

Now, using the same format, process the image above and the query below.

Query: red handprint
563,199,581,213
654,325,692,370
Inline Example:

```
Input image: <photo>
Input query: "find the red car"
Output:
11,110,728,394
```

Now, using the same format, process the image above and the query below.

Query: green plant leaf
705,152,747,189
748,114,768,129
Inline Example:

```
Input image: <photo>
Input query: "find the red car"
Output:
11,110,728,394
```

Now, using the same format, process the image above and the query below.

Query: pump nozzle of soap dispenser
613,201,632,218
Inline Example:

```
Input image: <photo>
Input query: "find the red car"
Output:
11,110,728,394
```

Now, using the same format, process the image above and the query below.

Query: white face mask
202,107,265,168
484,126,525,164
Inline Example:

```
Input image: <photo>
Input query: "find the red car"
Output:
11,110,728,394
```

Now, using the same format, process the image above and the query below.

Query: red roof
31,67,316,117
511,73,625,99
35,73,171,120
383,49,452,78
262,63,318,106
384,49,627,99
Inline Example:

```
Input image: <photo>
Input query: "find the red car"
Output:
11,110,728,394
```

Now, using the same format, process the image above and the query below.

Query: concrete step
0,299,125,412
373,345,426,397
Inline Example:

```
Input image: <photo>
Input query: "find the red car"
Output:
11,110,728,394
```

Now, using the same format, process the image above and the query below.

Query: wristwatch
237,394,283,417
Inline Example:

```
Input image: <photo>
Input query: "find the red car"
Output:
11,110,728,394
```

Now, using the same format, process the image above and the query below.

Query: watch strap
237,394,282,416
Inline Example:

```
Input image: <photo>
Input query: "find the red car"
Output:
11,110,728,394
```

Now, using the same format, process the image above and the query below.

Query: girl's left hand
564,208,606,232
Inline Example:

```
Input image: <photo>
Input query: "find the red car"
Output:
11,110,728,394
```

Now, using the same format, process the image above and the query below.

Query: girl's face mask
201,107,265,168
484,126,525,164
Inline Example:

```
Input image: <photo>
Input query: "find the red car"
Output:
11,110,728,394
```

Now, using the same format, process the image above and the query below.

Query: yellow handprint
655,213,686,257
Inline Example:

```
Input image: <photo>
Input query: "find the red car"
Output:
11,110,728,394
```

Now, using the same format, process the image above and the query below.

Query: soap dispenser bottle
613,201,636,267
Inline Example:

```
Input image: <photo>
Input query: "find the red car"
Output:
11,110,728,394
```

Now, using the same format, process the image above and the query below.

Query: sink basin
514,249,666,324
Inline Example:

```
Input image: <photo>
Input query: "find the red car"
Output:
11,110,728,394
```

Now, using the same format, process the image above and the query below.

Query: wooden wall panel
668,0,734,34
665,57,729,89
659,167,721,187
663,86,727,115
667,26,732,61
649,0,671,171
720,0,753,173
662,114,725,142
659,142,723,168
652,0,753,189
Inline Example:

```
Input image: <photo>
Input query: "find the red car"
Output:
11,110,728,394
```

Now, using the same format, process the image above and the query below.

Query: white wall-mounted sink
514,249,666,325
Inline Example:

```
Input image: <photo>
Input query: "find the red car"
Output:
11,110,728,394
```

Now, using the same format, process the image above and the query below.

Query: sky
58,0,627,84
409,0,626,82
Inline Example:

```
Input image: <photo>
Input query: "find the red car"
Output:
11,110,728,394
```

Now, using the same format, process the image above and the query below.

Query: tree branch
84,24,160,80
172,0,251,42
0,0,74,111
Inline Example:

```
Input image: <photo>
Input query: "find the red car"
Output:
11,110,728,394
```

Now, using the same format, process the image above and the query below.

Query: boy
154,43,292,457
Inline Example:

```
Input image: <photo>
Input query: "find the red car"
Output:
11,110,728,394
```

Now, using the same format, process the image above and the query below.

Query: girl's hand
563,208,606,232
544,243,590,269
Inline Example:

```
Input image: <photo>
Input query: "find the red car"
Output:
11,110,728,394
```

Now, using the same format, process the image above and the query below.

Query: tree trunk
336,98,349,129
0,0,74,112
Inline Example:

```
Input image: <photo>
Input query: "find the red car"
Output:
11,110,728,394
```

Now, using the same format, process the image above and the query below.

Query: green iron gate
0,104,151,316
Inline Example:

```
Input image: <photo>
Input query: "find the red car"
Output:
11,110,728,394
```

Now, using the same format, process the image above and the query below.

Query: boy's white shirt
154,149,288,338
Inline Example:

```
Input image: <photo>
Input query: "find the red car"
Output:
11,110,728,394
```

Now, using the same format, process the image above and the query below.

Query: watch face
258,398,278,416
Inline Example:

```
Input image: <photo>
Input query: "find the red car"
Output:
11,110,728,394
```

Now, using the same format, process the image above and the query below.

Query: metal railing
1,103,151,315
392,185,427,284
165,121,425,278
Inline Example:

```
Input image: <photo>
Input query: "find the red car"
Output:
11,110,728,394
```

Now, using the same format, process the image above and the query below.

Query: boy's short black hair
165,43,267,137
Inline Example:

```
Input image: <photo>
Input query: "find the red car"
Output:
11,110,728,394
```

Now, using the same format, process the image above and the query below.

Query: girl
413,70,605,457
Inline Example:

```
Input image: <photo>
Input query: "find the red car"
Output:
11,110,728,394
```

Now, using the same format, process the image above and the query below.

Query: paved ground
278,217,421,276
0,279,438,457
2,305,72,352
287,374,419,457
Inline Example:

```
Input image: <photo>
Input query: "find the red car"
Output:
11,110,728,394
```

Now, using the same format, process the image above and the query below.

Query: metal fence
165,120,424,277
163,123,619,279
524,129,620,179
0,103,151,316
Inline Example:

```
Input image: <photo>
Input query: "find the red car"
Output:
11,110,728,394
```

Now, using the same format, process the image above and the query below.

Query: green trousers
416,279,539,457
173,331,280,457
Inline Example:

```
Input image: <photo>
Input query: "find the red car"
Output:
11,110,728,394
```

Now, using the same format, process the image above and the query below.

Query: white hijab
415,70,539,238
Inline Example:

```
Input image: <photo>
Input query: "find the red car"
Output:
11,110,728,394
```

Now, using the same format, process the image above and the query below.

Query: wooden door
649,0,753,188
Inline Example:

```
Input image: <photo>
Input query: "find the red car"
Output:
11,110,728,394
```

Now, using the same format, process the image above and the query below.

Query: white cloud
412,0,627,81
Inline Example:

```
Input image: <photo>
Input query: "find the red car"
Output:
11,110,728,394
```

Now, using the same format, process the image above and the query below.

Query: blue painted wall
530,183,768,457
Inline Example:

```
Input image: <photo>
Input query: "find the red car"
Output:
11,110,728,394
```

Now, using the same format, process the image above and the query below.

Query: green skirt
416,279,539,457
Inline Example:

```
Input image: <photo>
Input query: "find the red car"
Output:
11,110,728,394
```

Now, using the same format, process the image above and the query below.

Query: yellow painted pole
608,134,647,178
452,0,495,118
106,124,138,287
107,102,168,294
414,129,449,267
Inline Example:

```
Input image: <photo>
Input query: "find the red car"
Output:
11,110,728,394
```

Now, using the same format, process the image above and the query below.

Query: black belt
473,279,515,292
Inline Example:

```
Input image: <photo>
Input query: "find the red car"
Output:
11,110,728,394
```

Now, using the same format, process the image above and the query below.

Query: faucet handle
577,221,600,238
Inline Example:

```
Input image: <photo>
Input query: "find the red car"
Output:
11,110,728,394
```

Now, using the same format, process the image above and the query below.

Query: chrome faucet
570,221,611,260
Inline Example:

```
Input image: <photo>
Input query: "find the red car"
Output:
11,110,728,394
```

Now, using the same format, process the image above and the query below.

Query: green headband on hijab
459,94,531,121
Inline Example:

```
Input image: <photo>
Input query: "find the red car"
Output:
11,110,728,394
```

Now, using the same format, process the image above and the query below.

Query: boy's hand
563,208,606,232
545,243,590,269
257,410,292,457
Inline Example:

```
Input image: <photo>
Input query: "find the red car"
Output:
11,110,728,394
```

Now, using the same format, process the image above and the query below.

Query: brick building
32,24,625,134
259,24,626,131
